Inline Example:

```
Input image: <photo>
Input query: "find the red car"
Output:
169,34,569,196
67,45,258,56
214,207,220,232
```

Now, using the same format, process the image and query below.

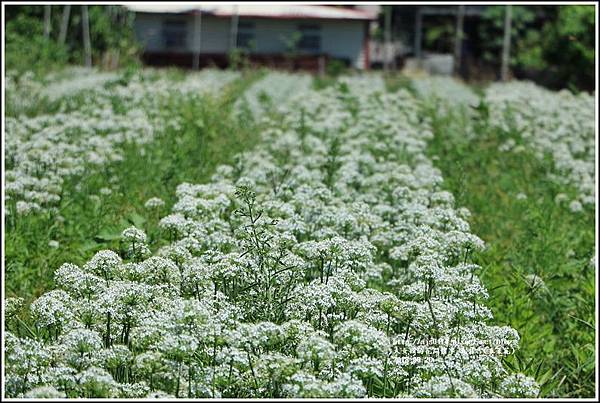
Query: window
298,24,321,53
236,21,255,50
163,19,187,48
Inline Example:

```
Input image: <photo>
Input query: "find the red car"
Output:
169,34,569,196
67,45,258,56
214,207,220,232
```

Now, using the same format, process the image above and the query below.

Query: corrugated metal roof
126,4,377,20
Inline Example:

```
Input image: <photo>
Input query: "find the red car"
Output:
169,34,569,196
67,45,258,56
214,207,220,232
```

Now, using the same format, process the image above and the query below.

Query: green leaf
127,212,146,228
94,229,122,242
79,240,101,252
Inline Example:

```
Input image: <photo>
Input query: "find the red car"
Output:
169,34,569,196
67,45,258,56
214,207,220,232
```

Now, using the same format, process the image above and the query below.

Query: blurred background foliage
5,5,140,76
478,5,595,92
4,5,596,91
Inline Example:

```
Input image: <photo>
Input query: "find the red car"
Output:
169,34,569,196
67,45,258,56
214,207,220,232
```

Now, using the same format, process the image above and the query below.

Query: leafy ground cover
421,83,595,397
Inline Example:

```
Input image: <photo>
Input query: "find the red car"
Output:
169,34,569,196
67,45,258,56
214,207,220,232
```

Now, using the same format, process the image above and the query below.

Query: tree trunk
58,5,71,45
453,5,465,76
82,5,92,67
43,6,51,39
501,5,512,81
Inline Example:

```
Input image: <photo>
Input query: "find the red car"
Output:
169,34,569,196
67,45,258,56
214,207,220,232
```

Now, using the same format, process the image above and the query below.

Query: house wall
134,13,368,68
134,13,166,51
241,18,365,68
199,16,230,52
320,19,366,68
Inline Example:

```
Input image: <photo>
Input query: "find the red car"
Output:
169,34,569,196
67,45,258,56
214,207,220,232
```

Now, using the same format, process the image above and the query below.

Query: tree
479,5,594,91
58,5,71,45
81,5,92,67
43,5,51,38
541,6,595,91
5,5,140,74
500,5,512,81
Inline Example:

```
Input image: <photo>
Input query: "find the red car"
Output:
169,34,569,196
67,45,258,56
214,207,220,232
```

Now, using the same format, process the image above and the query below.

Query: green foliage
5,14,69,75
383,73,415,94
423,20,455,52
281,31,302,57
555,5,595,60
86,6,140,68
312,60,349,90
325,59,348,77
539,6,595,91
479,5,595,91
5,71,264,304
228,48,252,70
425,101,595,398
479,6,537,64
312,75,337,90
5,5,140,73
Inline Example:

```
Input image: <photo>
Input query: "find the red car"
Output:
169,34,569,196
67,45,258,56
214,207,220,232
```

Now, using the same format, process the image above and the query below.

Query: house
125,4,377,71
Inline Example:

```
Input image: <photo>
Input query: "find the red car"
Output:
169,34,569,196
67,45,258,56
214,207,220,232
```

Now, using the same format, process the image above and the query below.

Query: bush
5,14,69,75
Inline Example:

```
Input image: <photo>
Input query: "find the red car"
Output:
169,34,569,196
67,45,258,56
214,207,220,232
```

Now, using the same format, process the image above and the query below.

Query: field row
4,69,595,398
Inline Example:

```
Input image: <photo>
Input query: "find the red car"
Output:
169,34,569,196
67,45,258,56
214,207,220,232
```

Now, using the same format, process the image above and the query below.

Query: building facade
127,4,376,70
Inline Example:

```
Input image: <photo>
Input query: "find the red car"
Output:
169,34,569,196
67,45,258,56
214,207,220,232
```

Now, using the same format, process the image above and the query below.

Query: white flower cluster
485,81,595,207
338,74,386,96
144,197,166,210
49,69,239,118
412,76,480,111
5,75,537,398
18,68,240,107
5,71,46,115
234,71,312,119
4,69,239,216
409,76,481,143
41,67,119,101
174,69,240,96
4,106,154,215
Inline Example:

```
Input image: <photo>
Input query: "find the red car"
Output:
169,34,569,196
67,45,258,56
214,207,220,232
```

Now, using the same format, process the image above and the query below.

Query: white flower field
3,69,596,398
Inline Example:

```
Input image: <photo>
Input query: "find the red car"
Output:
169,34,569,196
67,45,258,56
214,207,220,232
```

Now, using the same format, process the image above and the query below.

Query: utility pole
414,7,422,64
229,5,239,50
82,5,92,67
453,5,465,76
44,5,51,39
58,5,71,44
384,6,392,72
192,11,202,69
501,5,512,81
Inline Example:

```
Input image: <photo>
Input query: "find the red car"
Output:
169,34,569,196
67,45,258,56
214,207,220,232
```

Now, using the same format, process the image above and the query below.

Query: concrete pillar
414,7,422,62
453,5,465,76
192,11,202,70
229,5,239,50
384,6,392,71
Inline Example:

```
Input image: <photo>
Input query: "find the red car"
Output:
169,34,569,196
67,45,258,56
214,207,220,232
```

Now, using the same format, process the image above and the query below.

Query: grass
383,72,415,93
4,69,264,304
425,101,596,398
